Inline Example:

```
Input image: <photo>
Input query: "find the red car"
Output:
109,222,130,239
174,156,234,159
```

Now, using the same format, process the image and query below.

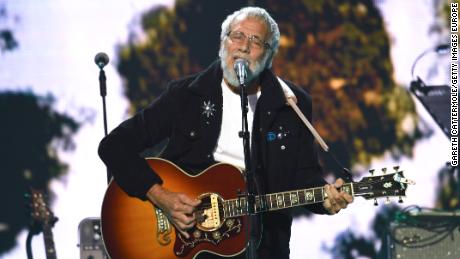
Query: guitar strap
276,76,329,152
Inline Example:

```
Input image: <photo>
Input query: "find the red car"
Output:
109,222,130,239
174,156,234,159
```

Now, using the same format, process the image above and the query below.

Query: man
99,6,353,259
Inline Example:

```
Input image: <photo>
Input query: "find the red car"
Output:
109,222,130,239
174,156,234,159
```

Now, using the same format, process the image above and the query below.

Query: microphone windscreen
94,52,110,68
233,58,249,72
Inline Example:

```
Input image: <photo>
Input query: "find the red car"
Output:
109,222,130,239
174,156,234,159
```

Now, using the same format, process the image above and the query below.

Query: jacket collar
258,68,287,111
187,59,287,111
187,59,223,96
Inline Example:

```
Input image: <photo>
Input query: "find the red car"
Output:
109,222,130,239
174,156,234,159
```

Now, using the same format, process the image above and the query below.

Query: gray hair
220,7,280,66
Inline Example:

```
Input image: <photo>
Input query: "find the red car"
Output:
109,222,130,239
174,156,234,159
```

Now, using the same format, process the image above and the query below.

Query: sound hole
195,193,225,231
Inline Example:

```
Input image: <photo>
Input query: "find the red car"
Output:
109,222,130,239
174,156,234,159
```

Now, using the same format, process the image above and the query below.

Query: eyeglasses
227,31,271,50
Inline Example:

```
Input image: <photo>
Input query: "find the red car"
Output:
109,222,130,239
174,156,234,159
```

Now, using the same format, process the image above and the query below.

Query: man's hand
146,184,201,238
323,178,353,214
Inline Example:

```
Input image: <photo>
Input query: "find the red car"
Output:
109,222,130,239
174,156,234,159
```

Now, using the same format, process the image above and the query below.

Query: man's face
220,17,271,86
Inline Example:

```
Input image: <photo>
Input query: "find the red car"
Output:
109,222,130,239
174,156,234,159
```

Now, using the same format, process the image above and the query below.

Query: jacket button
267,111,271,116
280,145,286,150
190,131,196,137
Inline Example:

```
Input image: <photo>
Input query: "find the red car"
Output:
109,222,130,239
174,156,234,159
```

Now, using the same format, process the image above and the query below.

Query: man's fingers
336,197,348,209
325,184,341,202
334,178,345,188
323,181,355,214
170,200,198,215
343,193,354,203
170,208,196,224
171,215,196,239
179,193,201,207
175,218,195,230
175,226,190,239
177,213,196,227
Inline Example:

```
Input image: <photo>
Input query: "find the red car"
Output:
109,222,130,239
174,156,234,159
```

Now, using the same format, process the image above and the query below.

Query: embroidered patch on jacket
202,100,216,118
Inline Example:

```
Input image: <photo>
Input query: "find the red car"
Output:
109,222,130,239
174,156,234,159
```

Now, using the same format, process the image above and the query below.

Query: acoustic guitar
101,158,413,259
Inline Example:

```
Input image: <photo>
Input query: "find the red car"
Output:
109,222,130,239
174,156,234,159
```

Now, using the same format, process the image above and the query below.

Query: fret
256,195,268,212
269,194,274,210
236,199,241,215
291,191,299,206
314,188,323,203
245,197,249,214
341,183,353,196
222,201,227,218
227,201,231,217
240,197,247,215
228,200,233,217
283,192,291,207
275,193,283,208
225,201,230,217
263,196,268,211
234,199,239,216
299,190,306,204
304,189,315,203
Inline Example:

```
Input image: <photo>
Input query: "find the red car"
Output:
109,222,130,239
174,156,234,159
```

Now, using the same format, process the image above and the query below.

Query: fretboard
222,183,355,218
42,223,57,259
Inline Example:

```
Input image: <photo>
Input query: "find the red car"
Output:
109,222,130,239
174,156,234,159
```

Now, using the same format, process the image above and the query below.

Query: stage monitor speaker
78,217,109,259
388,215,460,259
410,81,450,137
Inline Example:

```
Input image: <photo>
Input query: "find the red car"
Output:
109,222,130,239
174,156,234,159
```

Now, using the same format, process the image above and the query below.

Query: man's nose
238,39,251,53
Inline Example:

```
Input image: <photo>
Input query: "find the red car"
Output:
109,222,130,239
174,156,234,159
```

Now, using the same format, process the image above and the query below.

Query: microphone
233,59,249,85
94,52,109,69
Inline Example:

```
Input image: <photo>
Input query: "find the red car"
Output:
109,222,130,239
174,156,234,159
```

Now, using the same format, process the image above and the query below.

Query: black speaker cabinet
388,216,460,259
78,217,108,259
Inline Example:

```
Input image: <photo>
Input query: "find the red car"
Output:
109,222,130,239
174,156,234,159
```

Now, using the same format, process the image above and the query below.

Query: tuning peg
382,168,387,174
393,166,400,172
369,169,375,176
374,199,378,206
385,197,390,204
398,196,404,203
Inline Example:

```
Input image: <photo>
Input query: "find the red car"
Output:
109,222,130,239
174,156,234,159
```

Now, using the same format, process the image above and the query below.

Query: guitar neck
223,183,355,217
42,223,57,259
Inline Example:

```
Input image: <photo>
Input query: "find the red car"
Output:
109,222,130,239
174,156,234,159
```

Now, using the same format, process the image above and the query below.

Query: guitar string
194,179,401,219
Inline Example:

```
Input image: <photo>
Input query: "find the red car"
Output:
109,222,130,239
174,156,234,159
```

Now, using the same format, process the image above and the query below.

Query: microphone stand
238,80,258,259
98,67,112,183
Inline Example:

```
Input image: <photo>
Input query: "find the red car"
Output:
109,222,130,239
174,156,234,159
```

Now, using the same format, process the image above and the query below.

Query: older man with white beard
99,6,352,259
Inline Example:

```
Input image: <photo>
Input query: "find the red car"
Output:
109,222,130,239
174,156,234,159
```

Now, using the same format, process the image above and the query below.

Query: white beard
219,45,269,87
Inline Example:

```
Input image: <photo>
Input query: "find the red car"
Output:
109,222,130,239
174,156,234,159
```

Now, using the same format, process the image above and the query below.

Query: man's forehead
231,16,268,36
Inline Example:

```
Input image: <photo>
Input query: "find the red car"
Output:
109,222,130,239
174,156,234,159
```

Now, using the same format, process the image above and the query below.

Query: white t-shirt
213,79,260,169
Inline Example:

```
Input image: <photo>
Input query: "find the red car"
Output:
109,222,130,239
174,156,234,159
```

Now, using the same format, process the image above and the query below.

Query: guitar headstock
354,166,415,205
28,188,57,227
